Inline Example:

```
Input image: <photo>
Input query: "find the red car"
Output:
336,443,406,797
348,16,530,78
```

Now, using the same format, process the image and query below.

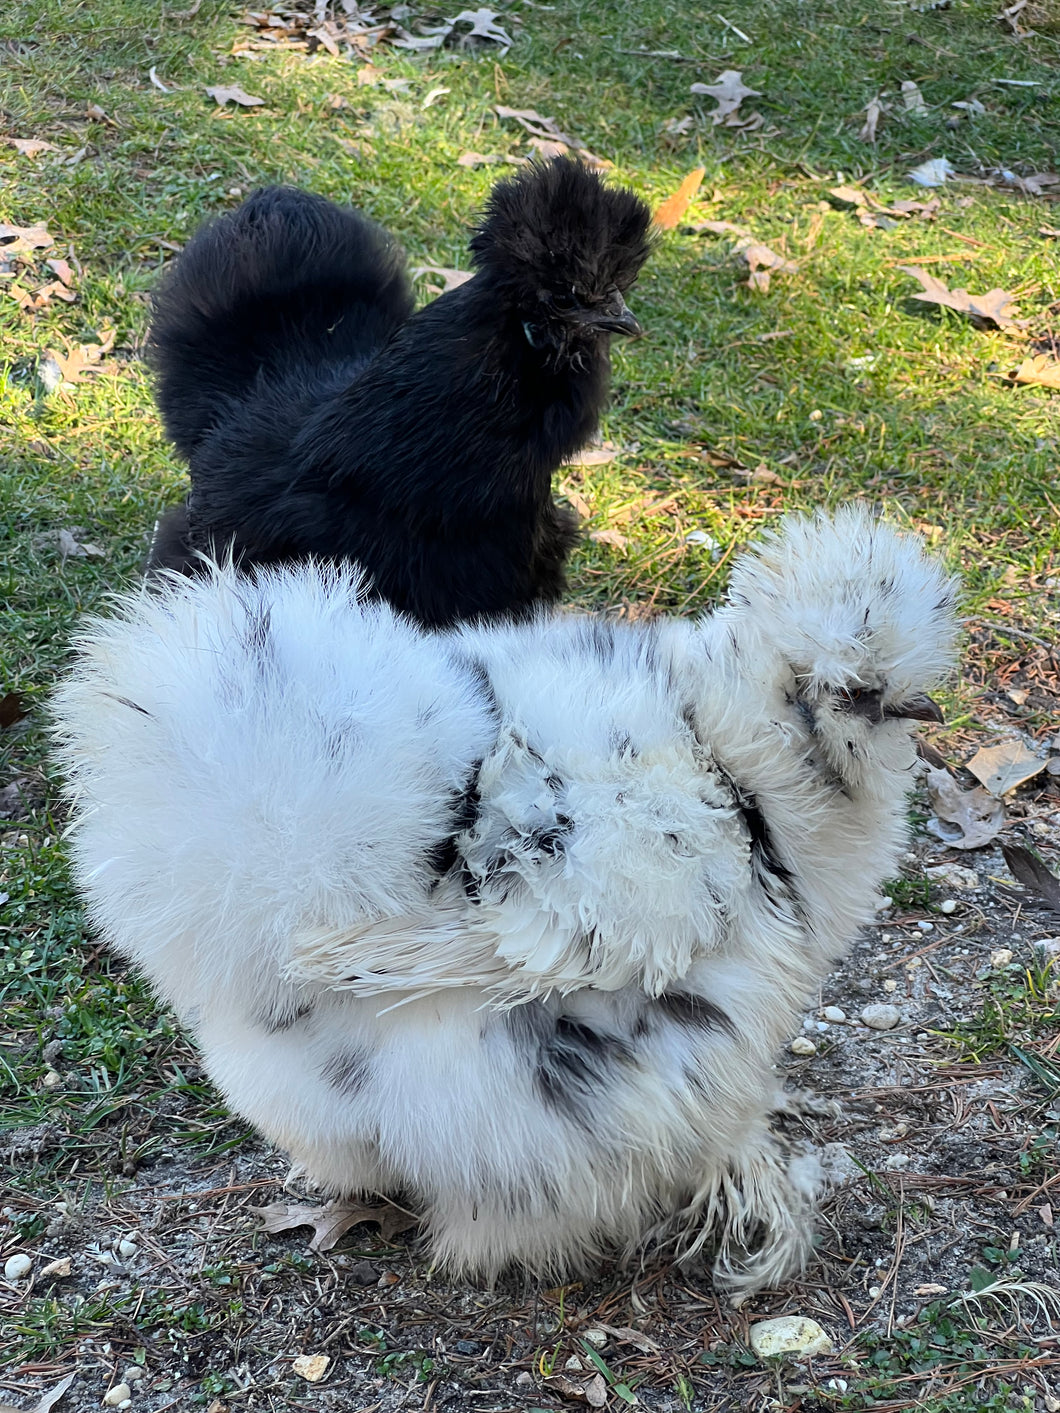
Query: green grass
2,0,1060,1399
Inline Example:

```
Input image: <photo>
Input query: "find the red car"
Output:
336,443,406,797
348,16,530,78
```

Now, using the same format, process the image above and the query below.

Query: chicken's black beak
885,694,945,724
578,292,643,338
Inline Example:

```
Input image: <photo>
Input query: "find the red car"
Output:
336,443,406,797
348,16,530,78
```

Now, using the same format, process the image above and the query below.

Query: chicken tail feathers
148,186,414,461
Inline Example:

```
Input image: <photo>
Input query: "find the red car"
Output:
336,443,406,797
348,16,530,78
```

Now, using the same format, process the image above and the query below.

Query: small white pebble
42,1069,62,1088
939,899,956,915
990,948,1014,968
822,1006,846,1023
790,1036,817,1056
869,1286,882,1298
882,978,898,993
917,920,934,932
4,1253,32,1281
582,1328,608,1348
103,1384,132,1408
117,1238,138,1260
516,1372,533,1387
861,1003,901,1031
564,1355,584,1371
881,933,892,944
122,1368,144,1384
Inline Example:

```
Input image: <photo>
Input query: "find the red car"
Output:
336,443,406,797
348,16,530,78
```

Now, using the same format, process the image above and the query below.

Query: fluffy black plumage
146,160,654,625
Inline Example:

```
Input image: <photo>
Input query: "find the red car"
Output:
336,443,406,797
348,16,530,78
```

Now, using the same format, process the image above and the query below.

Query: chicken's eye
551,287,578,312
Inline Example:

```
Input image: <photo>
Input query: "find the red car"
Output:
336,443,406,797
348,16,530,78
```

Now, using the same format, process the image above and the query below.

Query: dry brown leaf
1001,843,1060,916
737,239,797,292
860,95,883,143
653,166,706,229
590,528,629,550
901,79,928,114
692,218,752,238
967,741,1045,795
45,257,75,286
690,70,761,125
85,102,116,125
206,84,266,107
40,331,114,388
457,151,501,167
0,220,54,255
254,1198,417,1251
57,528,105,558
8,138,58,157
0,693,24,729
495,105,609,168
899,265,1023,329
1008,354,1060,390
925,766,1006,849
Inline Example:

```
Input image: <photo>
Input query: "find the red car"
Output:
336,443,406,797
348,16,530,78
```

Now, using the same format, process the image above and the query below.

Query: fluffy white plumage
52,507,959,1293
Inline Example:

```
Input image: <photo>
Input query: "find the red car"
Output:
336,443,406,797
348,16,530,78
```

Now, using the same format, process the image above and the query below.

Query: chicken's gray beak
579,292,643,337
885,694,945,724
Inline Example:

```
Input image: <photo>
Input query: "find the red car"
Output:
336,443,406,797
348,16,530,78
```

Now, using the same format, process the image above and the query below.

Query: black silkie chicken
53,508,958,1295
146,159,653,627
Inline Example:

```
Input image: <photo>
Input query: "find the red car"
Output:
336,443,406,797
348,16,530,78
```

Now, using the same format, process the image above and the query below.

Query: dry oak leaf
206,84,266,107
0,220,54,254
899,265,1023,329
8,138,58,157
254,1198,418,1251
967,740,1045,795
1008,353,1060,390
737,239,797,293
925,766,1006,849
590,527,629,550
691,69,761,125
654,166,706,230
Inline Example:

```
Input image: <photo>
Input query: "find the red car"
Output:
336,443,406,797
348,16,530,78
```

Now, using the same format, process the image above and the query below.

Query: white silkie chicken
52,507,958,1295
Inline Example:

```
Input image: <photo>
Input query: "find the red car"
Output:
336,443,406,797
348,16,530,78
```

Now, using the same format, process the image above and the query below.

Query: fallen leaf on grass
690,70,761,126
691,219,752,238
38,330,115,390
1001,842,1060,916
206,84,265,107
7,138,58,157
967,740,1045,794
590,528,629,550
495,105,609,168
45,257,75,285
0,221,54,254
908,156,955,187
457,150,502,167
654,167,706,230
860,94,884,143
254,1198,418,1250
448,7,513,48
57,529,105,559
568,439,622,467
411,264,474,294
926,766,1006,848
85,102,116,125
0,693,24,730
901,79,928,114
1007,354,1060,389
899,266,1023,329
738,240,797,292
